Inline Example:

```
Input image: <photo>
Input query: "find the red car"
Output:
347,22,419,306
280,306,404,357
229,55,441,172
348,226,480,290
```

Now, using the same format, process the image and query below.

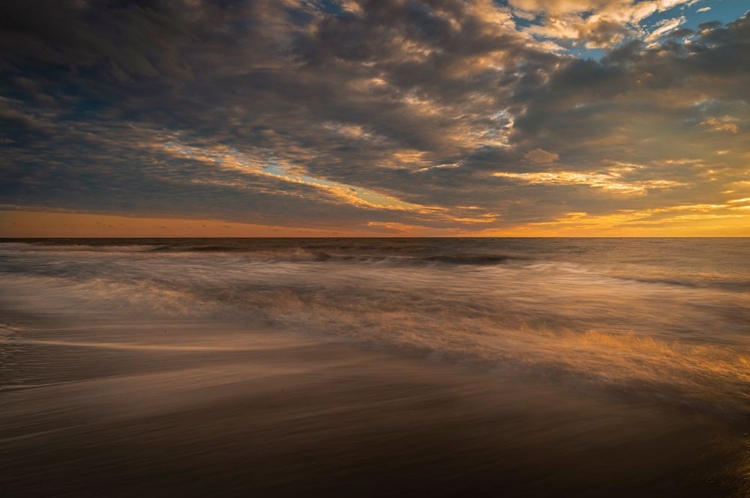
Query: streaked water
1,238,749,496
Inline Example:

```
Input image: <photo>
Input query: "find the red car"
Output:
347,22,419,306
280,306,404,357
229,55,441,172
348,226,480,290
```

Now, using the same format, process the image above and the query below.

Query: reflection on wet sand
1,322,747,497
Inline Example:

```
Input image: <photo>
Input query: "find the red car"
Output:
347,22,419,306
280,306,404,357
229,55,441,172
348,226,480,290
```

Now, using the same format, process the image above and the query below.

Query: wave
423,253,517,265
607,274,750,292
143,245,527,266
1,240,529,265
0,242,158,253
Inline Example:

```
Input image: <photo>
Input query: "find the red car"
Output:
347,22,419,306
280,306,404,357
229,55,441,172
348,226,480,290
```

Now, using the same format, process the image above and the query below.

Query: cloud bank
1,0,749,235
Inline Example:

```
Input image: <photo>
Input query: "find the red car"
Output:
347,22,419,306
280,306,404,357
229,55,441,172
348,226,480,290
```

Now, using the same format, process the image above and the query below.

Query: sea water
1,238,748,496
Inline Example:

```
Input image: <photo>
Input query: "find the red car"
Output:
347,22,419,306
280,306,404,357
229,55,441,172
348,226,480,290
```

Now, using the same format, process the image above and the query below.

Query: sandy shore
1,319,747,497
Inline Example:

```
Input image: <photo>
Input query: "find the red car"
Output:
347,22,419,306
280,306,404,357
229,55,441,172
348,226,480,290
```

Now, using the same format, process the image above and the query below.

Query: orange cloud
524,148,560,164
494,166,683,194
701,118,739,134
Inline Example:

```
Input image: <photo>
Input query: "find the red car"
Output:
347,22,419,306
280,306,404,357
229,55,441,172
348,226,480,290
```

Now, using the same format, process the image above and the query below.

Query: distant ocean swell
4,240,750,293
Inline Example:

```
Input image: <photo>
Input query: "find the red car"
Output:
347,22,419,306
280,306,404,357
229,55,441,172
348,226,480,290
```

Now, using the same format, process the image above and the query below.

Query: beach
1,238,749,496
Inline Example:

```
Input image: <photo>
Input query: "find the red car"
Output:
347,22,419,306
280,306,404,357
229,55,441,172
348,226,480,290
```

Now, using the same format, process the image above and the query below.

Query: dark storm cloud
1,0,749,233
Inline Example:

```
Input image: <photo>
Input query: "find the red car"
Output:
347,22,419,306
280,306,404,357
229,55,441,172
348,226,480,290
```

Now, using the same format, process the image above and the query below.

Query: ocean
1,238,748,497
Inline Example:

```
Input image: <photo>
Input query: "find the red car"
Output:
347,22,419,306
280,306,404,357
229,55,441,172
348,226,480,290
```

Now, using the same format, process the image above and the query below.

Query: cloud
701,118,739,134
494,164,685,194
509,0,701,48
645,16,687,43
525,148,560,163
0,1,749,235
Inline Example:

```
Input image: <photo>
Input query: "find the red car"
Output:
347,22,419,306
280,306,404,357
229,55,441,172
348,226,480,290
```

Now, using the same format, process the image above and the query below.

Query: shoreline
2,320,746,497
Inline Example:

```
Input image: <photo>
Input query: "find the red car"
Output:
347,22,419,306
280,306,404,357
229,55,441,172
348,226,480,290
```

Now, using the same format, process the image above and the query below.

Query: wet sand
1,320,747,497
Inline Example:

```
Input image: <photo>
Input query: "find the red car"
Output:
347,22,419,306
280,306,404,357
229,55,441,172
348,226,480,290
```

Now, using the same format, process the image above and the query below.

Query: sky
1,0,749,237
